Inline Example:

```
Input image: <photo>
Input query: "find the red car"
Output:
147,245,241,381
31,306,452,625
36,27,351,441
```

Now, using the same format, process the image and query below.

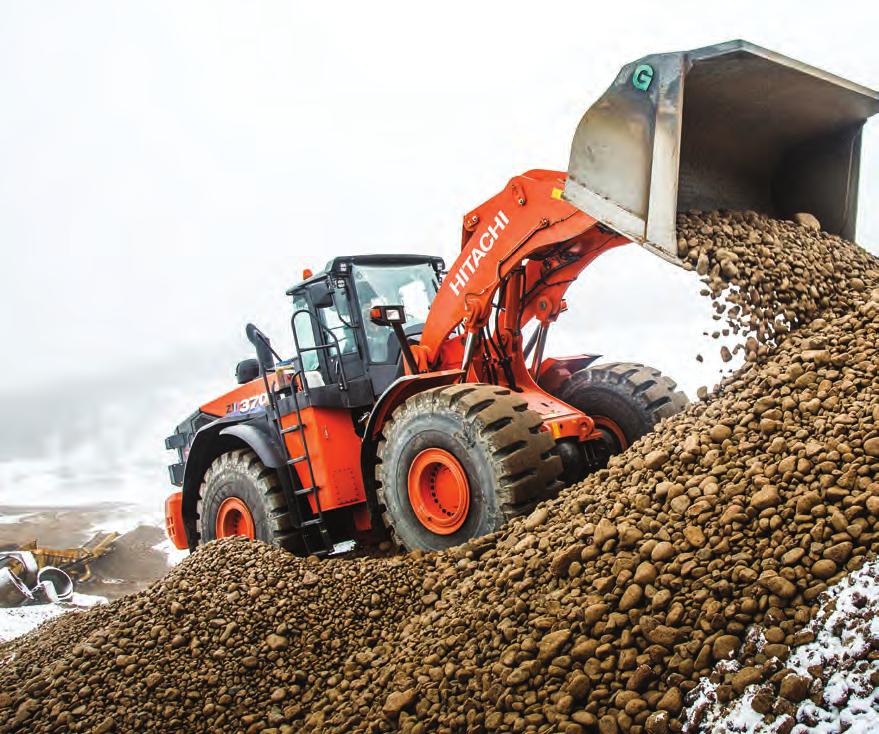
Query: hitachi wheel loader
164,41,879,556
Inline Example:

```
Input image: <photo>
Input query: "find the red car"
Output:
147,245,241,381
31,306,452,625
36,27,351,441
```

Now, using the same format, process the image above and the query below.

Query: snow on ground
0,593,106,644
684,559,879,733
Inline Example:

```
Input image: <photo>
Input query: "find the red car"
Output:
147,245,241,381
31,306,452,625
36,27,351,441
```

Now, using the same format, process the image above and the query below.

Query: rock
382,689,416,719
523,506,549,529
633,561,657,586
537,629,571,663
811,559,837,580
793,212,820,230
656,686,682,714
265,634,289,651
731,666,763,694
593,519,618,546
779,674,810,702
645,625,679,647
651,542,675,562
644,450,670,470
759,574,797,599
645,711,669,734
619,584,644,611
824,542,853,565
683,526,706,548
750,485,780,510
864,437,879,457
568,673,591,700
712,635,740,661
551,544,586,577
709,424,732,443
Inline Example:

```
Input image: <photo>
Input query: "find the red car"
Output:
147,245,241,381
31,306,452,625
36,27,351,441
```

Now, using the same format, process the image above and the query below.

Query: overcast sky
1,1,877,424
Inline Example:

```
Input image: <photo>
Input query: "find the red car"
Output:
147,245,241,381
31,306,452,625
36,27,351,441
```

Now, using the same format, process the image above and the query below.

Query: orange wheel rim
216,497,256,539
593,416,629,452
407,448,470,534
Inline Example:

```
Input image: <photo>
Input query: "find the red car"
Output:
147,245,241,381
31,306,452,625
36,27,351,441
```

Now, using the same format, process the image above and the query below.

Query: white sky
1,1,878,410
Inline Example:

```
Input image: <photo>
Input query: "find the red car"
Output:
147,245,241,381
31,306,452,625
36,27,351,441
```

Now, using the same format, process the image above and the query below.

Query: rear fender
537,355,601,395
180,416,284,549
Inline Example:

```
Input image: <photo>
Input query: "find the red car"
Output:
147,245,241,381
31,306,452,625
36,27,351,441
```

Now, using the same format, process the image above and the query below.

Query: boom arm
418,170,628,370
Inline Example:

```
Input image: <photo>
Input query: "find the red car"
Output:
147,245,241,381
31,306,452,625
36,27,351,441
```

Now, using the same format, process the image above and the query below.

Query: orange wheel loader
164,41,879,556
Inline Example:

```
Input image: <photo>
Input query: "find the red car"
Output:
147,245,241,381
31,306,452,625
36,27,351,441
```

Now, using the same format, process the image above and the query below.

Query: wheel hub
216,497,256,539
588,416,629,469
407,448,470,534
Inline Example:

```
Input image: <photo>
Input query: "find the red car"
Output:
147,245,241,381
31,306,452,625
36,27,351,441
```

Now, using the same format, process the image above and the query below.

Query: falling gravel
1,211,878,734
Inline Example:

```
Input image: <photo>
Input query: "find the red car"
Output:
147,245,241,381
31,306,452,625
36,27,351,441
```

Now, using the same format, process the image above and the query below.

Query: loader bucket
565,40,879,261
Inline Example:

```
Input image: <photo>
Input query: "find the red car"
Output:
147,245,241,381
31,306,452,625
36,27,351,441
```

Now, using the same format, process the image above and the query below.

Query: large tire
196,449,296,549
376,384,562,551
553,362,688,460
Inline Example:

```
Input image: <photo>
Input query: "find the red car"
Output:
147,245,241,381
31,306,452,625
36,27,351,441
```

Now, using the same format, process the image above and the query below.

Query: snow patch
684,559,879,733
0,593,106,643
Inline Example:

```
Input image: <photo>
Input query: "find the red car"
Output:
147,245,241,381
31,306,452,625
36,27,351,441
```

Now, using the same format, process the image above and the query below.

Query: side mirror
370,304,407,326
235,358,260,384
310,281,335,308
370,305,417,373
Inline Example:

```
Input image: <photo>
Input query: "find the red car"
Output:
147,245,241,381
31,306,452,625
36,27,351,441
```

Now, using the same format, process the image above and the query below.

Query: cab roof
286,254,445,295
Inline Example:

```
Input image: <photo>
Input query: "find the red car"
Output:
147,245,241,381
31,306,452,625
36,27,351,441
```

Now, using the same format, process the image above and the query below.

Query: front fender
180,416,284,549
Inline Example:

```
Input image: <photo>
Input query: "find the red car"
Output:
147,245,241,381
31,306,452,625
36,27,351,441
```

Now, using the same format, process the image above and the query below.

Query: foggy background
1,1,877,530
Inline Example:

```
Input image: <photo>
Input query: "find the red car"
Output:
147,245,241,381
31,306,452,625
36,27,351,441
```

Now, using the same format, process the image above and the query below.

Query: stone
779,674,810,703
811,559,837,580
750,485,780,510
793,212,820,230
731,666,762,694
651,542,675,562
712,635,740,661
656,686,682,714
382,689,416,719
537,629,571,663
645,450,670,470
265,634,289,651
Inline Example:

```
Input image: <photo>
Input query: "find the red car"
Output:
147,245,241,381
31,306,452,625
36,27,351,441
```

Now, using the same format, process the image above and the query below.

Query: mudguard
180,415,285,548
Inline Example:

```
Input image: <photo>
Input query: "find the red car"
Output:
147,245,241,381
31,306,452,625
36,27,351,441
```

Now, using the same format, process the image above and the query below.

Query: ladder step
286,455,306,465
294,486,316,497
280,424,302,434
300,518,324,528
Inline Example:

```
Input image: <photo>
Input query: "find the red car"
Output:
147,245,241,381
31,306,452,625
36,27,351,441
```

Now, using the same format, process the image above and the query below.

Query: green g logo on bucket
632,63,654,91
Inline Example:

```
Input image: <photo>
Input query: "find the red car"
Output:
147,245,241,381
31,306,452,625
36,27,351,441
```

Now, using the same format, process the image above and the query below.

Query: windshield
353,263,438,363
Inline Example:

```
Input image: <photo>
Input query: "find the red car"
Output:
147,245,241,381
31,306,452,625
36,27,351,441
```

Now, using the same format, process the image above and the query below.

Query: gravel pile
1,211,877,734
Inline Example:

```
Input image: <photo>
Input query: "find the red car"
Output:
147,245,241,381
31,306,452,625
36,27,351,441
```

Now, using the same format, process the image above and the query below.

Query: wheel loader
164,41,879,556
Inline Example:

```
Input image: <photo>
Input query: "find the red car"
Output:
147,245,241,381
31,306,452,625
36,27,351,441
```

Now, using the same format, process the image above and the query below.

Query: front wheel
375,384,563,551
196,449,295,549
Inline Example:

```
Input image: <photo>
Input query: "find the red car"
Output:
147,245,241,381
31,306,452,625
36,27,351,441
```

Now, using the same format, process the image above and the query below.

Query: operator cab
285,255,444,406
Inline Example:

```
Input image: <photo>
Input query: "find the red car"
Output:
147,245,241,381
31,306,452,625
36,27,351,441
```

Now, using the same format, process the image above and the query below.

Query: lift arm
417,169,628,371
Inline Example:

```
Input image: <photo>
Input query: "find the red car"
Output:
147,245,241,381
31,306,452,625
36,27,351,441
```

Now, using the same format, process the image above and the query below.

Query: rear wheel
196,449,295,549
376,384,563,551
551,362,687,469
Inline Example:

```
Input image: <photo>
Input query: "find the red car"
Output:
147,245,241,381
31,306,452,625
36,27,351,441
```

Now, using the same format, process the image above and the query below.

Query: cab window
353,263,438,363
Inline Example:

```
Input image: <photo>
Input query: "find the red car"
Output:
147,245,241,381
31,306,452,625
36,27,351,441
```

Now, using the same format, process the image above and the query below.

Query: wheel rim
407,448,470,534
593,415,629,452
590,415,629,467
216,497,256,539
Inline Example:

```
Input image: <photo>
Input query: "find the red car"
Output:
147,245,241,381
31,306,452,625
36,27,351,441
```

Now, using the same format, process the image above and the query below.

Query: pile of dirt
1,211,877,734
